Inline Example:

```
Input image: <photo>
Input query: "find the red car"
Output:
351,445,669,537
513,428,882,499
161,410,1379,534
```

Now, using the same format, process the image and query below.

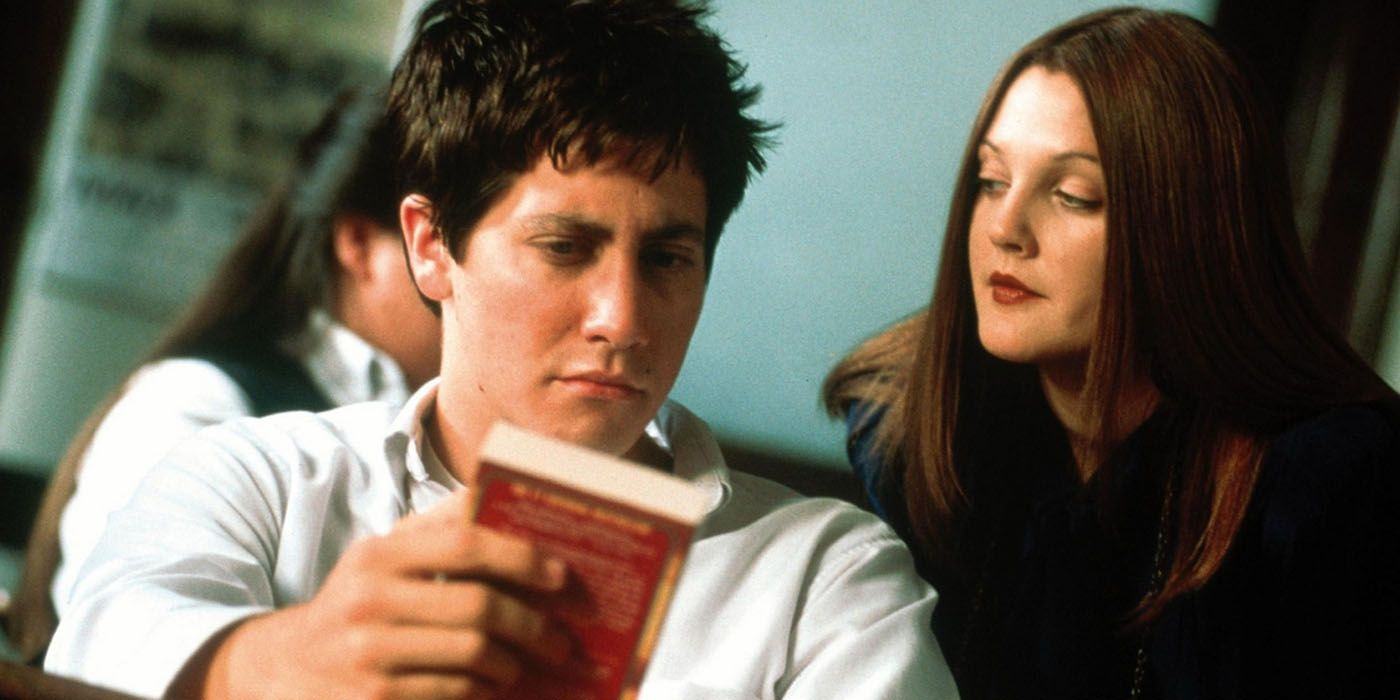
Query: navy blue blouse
847,402,1400,700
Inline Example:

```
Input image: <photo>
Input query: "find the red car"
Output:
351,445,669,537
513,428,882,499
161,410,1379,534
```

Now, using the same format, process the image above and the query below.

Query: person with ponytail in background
5,86,441,663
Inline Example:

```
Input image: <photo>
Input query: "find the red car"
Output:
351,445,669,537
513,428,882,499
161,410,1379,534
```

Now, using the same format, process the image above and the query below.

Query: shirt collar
382,380,732,515
292,309,411,407
647,401,733,514
385,377,442,486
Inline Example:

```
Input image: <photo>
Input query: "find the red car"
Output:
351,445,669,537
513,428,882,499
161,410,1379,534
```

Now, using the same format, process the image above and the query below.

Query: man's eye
535,238,588,261
642,248,696,270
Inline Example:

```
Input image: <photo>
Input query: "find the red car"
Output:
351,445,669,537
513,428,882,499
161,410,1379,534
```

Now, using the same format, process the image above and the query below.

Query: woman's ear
400,194,453,302
330,214,377,282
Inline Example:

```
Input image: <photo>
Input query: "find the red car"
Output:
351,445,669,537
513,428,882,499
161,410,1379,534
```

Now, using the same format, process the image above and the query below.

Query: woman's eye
1055,190,1103,210
977,177,1008,194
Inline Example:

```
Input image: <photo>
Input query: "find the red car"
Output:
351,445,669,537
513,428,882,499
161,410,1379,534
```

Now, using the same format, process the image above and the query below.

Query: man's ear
400,194,453,302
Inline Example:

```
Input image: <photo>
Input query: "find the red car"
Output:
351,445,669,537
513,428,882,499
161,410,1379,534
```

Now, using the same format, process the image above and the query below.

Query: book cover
469,421,712,700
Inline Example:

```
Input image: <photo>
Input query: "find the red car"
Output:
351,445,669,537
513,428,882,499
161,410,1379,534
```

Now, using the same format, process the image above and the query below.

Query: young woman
5,87,441,662
825,8,1397,699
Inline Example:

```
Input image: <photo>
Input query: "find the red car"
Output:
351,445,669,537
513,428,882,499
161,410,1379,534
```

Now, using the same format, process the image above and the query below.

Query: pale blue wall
672,1,1215,466
0,0,1217,475
0,2,1217,634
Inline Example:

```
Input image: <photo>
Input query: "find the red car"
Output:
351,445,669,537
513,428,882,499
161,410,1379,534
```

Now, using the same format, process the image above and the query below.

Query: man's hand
178,489,571,699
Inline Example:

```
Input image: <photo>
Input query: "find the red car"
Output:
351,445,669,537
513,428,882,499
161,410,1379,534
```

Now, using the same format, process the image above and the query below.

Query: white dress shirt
46,380,957,699
51,311,412,615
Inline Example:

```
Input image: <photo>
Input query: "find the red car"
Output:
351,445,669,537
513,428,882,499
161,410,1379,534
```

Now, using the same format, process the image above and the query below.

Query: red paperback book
470,421,711,700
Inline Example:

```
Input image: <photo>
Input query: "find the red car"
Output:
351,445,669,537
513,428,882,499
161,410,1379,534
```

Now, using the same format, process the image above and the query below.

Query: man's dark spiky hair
389,0,775,267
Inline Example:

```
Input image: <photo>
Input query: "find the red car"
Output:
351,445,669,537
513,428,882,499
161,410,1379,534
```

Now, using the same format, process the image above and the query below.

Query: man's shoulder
659,400,896,548
706,468,899,552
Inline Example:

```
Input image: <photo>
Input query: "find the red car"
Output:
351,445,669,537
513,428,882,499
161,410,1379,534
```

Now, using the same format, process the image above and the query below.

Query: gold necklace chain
1130,465,1177,699
954,465,1176,699
952,528,1000,678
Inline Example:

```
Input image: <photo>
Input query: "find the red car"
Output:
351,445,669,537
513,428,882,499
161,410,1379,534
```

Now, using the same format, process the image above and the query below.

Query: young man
46,2,956,698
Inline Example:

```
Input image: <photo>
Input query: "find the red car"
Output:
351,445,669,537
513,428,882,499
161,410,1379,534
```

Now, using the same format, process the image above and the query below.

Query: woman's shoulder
1262,401,1397,483
842,401,911,528
1278,399,1395,440
84,358,256,478
1251,401,1399,547
118,358,254,420
843,402,889,467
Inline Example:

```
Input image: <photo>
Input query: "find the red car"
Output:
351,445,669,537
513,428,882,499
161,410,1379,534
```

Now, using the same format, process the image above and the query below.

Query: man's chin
528,414,651,457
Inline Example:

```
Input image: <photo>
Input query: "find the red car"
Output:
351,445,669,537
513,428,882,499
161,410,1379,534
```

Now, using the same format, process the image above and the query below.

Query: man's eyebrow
526,213,610,237
526,214,705,243
648,223,706,244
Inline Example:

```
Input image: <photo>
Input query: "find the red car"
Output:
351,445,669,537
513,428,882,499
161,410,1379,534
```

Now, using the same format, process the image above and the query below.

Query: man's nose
581,257,646,350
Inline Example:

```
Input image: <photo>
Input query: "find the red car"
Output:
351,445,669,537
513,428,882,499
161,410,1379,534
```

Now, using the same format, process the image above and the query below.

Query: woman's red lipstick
989,272,1042,305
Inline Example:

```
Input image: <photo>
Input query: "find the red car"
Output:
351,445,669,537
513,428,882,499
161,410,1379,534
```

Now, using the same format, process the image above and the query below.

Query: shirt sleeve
53,359,253,614
45,423,285,700
777,507,959,699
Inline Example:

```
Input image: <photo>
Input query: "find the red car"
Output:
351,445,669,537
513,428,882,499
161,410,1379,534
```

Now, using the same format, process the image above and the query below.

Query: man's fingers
378,672,497,700
363,520,567,593
389,580,573,663
433,526,568,591
351,625,524,688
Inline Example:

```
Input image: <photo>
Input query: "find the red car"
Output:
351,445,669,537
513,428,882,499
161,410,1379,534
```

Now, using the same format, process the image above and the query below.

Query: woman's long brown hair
4,86,400,662
824,8,1395,623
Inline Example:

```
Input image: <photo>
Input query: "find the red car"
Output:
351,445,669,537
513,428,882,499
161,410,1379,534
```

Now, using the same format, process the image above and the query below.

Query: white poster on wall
0,0,404,469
